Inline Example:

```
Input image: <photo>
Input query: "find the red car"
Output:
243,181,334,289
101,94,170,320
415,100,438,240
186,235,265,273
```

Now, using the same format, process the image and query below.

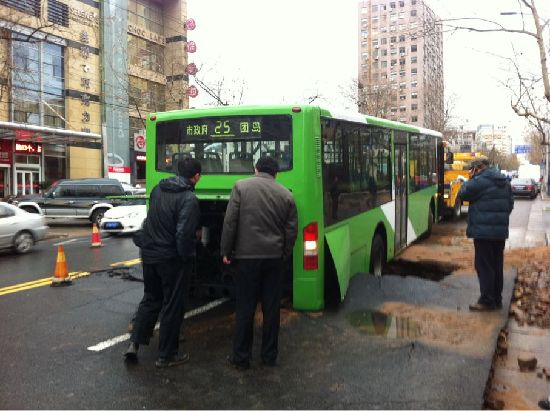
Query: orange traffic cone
51,245,72,287
91,223,103,248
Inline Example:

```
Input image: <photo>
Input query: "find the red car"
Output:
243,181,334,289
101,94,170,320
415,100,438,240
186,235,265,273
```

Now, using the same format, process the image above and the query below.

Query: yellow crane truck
443,151,487,219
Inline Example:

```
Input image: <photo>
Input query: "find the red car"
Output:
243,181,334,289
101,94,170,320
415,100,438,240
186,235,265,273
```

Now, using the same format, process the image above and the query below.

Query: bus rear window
156,115,292,174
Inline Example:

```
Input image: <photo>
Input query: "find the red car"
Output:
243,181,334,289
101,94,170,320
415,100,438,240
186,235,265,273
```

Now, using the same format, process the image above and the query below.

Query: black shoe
469,303,497,312
539,399,550,410
155,353,190,368
226,355,249,370
124,342,139,360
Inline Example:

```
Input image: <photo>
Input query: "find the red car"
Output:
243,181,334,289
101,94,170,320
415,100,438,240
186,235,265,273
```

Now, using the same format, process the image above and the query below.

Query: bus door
394,133,408,252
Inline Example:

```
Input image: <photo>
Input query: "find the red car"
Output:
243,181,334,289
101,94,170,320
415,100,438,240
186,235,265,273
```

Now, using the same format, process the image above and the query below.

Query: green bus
146,105,444,311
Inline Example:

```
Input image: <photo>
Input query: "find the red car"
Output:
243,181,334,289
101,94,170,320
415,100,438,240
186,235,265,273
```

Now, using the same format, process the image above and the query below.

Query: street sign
185,63,198,75
514,144,531,154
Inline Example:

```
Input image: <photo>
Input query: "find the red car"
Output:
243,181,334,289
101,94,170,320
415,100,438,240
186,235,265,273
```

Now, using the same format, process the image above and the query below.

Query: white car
100,204,146,235
0,202,49,253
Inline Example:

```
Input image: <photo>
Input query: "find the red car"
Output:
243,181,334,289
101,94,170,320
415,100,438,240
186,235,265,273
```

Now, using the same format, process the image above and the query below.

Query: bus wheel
370,234,385,277
453,198,462,220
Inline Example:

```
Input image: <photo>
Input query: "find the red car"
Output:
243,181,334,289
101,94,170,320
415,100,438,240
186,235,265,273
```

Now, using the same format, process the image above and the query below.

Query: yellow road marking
110,258,141,267
0,271,91,296
0,257,142,297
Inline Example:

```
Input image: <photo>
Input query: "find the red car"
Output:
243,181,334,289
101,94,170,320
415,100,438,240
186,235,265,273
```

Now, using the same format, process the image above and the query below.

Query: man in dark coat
459,158,514,311
124,158,201,367
221,156,298,370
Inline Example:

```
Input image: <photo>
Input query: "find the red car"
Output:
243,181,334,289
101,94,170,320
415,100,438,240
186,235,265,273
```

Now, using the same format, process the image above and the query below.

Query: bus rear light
150,115,156,121
292,107,302,113
303,222,318,270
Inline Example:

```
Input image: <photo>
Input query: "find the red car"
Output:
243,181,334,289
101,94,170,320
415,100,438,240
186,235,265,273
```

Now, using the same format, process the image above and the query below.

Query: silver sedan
0,202,49,254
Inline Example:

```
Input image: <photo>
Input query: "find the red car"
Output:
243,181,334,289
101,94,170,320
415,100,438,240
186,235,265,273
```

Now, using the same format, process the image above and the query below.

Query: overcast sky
187,0,550,144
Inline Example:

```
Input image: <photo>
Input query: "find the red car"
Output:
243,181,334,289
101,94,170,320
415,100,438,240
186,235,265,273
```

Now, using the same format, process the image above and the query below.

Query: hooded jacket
458,167,514,240
138,176,200,264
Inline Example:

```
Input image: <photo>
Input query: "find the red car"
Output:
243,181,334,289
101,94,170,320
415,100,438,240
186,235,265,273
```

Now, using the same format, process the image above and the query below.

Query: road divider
87,297,230,352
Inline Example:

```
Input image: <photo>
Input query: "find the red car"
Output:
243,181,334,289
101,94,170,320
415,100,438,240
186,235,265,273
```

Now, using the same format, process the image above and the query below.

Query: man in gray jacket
221,156,298,370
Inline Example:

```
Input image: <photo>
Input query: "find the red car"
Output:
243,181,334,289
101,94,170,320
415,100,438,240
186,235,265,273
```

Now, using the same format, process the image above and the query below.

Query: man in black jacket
221,156,298,370
124,158,201,368
458,158,514,312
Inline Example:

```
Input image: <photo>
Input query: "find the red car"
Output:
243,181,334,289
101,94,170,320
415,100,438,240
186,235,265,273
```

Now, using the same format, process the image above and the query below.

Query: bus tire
452,198,462,220
370,234,385,277
426,207,434,238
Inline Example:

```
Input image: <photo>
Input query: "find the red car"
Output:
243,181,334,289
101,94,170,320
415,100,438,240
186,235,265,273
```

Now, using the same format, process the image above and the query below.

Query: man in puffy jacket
124,158,201,367
459,158,514,312
221,156,298,370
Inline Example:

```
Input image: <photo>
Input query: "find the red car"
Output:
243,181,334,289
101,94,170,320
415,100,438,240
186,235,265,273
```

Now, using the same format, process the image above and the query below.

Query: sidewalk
486,192,550,409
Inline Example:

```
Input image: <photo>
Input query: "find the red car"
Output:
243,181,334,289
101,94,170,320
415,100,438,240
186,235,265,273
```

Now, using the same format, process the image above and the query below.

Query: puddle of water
383,259,459,281
347,310,422,339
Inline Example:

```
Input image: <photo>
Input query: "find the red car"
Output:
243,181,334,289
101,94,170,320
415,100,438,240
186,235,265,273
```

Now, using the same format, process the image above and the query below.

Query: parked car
510,178,538,199
0,202,49,254
100,196,146,235
15,178,125,225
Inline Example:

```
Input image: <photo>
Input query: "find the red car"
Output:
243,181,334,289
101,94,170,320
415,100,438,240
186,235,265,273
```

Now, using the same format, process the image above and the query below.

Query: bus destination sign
184,117,263,139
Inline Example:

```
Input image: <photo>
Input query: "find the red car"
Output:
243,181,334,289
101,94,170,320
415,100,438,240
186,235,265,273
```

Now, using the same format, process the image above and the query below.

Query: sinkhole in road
383,259,460,281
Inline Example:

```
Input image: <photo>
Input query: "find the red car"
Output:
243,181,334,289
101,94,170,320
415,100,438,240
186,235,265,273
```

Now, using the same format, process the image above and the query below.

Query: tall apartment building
357,0,443,130
0,0,190,198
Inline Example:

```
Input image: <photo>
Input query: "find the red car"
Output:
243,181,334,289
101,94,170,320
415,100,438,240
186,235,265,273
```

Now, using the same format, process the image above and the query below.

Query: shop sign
134,133,146,152
69,6,100,28
0,140,12,164
15,142,42,154
128,23,166,45
107,165,131,184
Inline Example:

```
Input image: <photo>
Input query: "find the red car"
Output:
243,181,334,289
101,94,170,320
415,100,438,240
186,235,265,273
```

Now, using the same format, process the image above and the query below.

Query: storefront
0,121,101,199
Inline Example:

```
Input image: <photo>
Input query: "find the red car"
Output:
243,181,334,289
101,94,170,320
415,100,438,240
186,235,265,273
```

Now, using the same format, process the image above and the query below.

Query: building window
399,1,405,6
372,4,378,12
11,34,65,128
411,67,417,75
399,95,406,100
411,56,417,64
411,103,418,110
129,76,165,112
48,0,69,27
411,44,418,52
128,35,165,73
411,81,417,88
390,2,396,8
411,116,418,122
399,35,405,42
411,92,418,99
0,0,40,17
381,38,387,45
128,0,163,35
411,9,417,17
411,0,416,4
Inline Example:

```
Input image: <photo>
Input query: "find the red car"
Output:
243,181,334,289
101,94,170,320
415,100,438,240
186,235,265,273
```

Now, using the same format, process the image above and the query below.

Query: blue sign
514,145,531,154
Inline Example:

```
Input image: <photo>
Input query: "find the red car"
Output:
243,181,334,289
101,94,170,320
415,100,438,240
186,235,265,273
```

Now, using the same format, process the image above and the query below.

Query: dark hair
177,157,202,178
255,156,279,177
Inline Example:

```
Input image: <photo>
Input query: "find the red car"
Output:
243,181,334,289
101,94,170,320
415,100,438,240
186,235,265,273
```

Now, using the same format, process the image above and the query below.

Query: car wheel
13,231,34,254
91,208,108,226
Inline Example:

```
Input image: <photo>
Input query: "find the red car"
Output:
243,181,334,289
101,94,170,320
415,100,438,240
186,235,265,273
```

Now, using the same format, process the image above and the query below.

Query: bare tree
340,78,394,118
189,64,246,107
439,0,550,142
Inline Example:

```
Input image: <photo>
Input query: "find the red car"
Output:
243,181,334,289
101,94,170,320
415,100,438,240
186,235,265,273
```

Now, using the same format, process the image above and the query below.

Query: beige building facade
0,0,190,198
357,0,443,130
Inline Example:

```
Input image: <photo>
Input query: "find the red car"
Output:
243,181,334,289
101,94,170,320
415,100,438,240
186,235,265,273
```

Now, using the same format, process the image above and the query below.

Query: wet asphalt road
0,200,534,409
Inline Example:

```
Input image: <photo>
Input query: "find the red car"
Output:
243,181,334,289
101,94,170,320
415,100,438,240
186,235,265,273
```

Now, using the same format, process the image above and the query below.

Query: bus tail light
303,222,318,270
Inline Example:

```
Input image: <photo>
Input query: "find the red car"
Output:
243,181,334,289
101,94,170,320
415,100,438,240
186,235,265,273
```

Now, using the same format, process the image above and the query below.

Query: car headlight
443,194,449,199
